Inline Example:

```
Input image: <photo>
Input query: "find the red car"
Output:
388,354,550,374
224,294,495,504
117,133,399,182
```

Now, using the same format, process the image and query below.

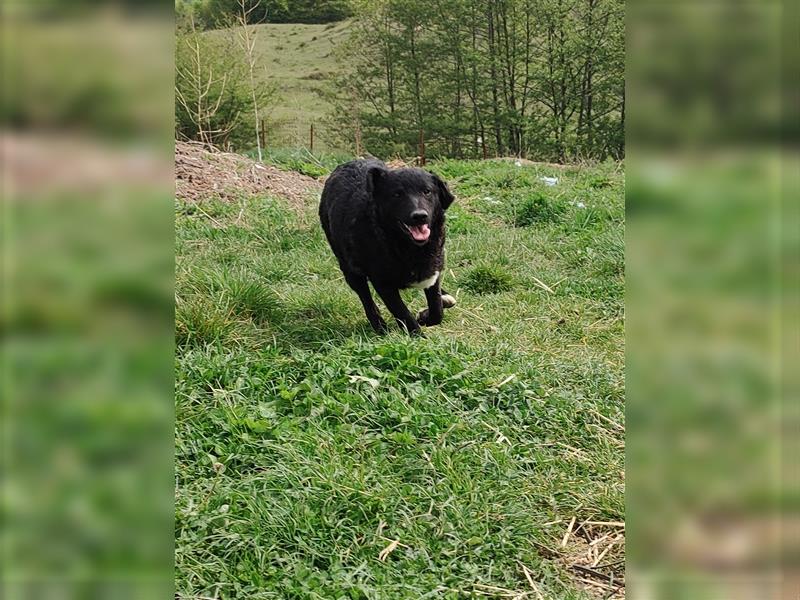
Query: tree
188,0,351,27
175,12,275,150
331,0,625,162
175,13,237,146
234,0,265,161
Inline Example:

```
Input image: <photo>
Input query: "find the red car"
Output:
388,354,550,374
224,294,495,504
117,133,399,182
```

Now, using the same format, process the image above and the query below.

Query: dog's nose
410,210,429,224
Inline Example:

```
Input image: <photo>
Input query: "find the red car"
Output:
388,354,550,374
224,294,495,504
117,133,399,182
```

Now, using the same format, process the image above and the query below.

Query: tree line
329,0,624,162
176,0,353,28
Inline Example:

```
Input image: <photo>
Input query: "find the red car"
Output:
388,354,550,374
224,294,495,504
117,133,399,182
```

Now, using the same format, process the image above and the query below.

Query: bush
189,0,353,27
175,25,275,151
460,265,513,294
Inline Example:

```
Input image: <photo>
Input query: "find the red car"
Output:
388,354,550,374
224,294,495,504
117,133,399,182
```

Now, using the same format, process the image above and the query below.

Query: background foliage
177,0,353,27
175,0,625,162
329,0,624,161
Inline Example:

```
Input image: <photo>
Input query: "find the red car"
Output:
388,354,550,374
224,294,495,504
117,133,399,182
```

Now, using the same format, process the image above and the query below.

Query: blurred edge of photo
2,2,176,597
0,1,797,599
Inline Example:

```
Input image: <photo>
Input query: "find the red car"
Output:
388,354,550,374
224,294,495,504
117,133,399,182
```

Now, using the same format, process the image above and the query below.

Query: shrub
175,26,276,151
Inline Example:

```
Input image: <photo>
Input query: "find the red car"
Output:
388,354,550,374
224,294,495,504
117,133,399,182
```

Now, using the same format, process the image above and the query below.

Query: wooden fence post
310,123,314,153
260,119,267,151
419,129,426,166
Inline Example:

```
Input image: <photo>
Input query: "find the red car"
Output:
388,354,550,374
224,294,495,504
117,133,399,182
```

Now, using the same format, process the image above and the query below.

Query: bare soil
175,140,322,209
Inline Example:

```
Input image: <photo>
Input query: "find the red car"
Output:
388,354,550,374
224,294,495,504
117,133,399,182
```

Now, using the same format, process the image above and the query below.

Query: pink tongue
410,224,430,241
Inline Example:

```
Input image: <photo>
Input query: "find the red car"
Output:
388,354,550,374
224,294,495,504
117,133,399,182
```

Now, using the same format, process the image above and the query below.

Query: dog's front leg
373,285,422,336
344,272,387,333
417,276,443,327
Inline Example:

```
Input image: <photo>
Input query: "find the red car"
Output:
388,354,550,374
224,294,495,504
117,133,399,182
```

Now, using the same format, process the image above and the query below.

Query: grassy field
207,20,351,149
175,157,625,598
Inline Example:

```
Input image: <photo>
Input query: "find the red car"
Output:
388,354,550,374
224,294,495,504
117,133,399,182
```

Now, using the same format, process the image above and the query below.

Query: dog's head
367,166,454,246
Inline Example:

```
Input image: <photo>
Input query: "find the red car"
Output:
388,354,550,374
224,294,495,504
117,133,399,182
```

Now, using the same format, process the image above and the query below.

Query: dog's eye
394,191,402,199
423,188,432,196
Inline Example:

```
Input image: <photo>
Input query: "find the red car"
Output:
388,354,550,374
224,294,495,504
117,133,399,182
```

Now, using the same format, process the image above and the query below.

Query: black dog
319,159,456,336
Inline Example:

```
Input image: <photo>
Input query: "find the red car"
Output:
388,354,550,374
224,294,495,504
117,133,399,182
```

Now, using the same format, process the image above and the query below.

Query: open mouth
403,222,431,243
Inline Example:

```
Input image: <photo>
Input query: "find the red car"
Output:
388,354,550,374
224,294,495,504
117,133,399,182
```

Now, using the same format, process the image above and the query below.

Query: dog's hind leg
440,289,456,309
344,272,387,333
373,285,422,336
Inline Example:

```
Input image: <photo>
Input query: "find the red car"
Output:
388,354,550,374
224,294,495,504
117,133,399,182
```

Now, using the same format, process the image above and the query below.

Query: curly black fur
319,159,455,335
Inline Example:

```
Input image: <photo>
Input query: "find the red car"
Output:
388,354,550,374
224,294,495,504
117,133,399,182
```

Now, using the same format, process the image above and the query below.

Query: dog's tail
441,289,456,309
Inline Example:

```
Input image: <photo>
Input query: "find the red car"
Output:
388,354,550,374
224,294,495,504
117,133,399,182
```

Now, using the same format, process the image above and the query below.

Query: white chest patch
408,271,439,290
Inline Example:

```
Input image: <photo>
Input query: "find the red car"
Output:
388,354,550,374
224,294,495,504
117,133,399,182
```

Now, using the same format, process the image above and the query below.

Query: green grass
250,147,354,178
459,265,514,295
175,159,625,598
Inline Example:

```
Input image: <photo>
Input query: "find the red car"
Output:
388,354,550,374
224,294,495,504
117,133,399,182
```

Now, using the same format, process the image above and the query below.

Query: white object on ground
540,176,558,186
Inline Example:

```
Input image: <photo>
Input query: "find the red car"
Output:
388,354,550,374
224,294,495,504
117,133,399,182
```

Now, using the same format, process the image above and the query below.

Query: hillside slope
209,20,351,149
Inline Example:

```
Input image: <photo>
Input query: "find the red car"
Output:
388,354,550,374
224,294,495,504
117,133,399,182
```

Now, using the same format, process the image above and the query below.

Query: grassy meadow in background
205,20,351,149
175,157,625,598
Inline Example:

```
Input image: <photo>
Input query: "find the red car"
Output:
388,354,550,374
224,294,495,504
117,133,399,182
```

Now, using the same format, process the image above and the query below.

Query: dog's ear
431,173,454,211
366,165,387,197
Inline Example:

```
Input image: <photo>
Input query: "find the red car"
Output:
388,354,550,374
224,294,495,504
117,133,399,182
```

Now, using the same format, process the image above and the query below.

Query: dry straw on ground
175,140,322,209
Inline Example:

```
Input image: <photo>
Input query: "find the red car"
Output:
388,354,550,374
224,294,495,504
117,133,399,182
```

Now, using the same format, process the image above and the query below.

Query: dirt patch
175,140,322,210
385,157,415,169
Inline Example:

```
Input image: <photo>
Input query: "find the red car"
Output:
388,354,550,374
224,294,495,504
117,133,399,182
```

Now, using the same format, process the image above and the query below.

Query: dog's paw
417,309,442,327
371,318,389,334
396,319,425,336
